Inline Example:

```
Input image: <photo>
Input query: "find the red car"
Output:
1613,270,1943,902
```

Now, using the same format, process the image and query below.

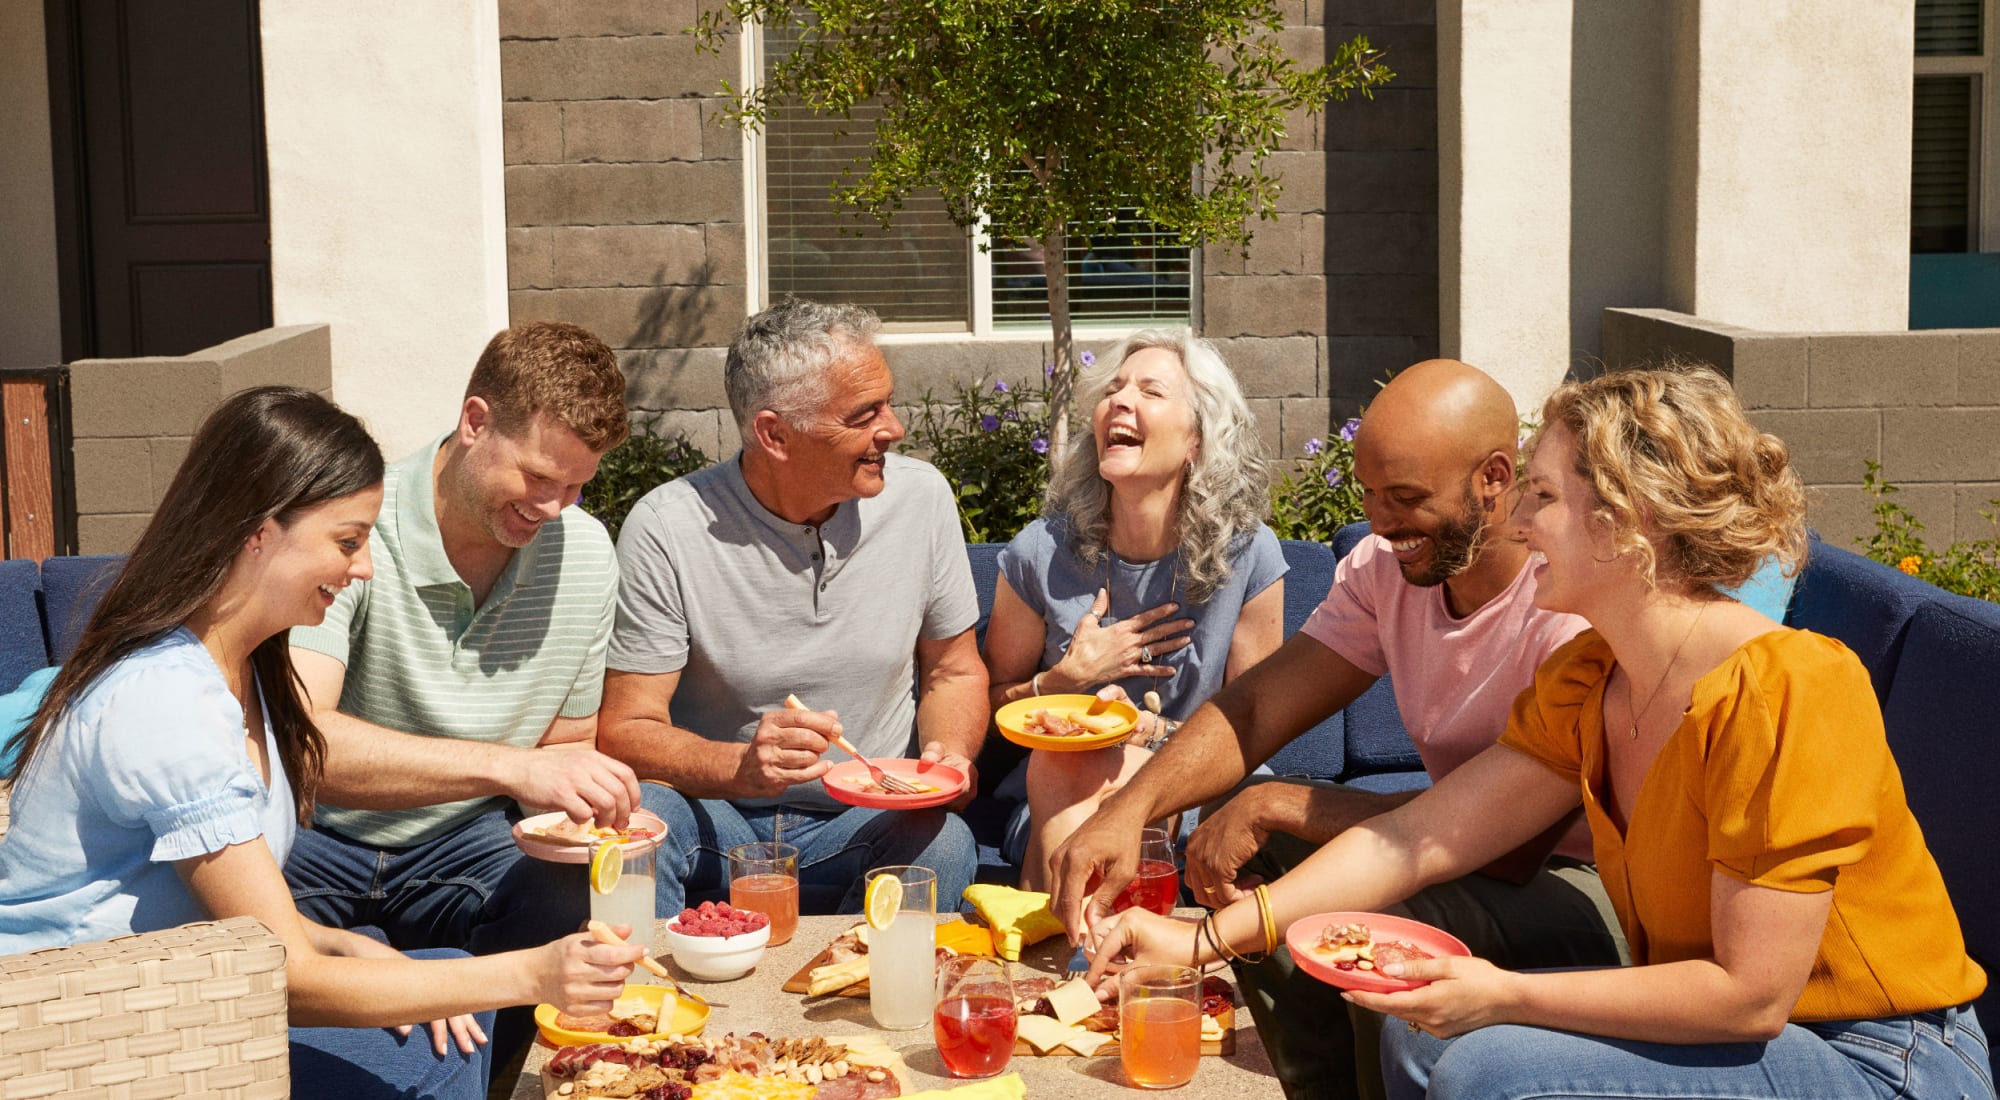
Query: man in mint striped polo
286,322,640,1058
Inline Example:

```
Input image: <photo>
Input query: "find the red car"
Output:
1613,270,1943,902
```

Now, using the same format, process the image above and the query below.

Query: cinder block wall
1602,307,2000,551
498,0,1440,466
69,326,334,553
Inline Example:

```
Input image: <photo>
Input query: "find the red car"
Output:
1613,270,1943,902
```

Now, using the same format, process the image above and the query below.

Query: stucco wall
262,1,511,460
1602,308,2000,552
498,0,1440,464
1437,0,1572,411
0,1,63,370
69,326,334,553
1667,1,1913,332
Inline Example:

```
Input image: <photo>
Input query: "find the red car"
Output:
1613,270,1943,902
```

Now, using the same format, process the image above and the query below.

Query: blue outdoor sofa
5,530,1998,1027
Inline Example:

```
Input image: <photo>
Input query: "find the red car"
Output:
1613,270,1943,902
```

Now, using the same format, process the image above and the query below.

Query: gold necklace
1623,603,1707,739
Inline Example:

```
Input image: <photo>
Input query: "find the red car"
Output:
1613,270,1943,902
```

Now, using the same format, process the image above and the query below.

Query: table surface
509,911,1280,1097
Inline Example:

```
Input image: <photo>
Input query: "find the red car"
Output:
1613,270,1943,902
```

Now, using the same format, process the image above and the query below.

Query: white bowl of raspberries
661,901,771,981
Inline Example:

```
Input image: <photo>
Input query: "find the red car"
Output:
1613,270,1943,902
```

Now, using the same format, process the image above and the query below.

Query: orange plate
511,810,668,864
1286,912,1471,994
993,694,1139,752
822,758,966,810
532,984,709,1046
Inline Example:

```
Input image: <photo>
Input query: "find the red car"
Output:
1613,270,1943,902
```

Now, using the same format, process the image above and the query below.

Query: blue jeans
288,948,497,1100
641,785,977,916
283,806,586,1063
1384,1004,1994,1100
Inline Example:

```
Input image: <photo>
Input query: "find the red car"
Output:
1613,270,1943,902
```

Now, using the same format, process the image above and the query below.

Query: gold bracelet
1254,884,1278,956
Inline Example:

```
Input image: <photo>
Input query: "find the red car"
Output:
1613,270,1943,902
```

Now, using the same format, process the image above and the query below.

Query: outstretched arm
294,647,640,826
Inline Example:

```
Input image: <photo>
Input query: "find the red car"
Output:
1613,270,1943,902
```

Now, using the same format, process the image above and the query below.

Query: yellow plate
994,694,1139,751
533,983,710,1047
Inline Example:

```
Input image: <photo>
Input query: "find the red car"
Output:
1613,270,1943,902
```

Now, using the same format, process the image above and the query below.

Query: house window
1912,0,1993,251
750,22,1193,335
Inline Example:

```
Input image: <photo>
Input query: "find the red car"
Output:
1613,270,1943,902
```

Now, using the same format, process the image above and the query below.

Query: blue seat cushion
38,554,124,662
1879,595,2000,1028
1783,536,1933,701
0,559,46,695
0,666,58,776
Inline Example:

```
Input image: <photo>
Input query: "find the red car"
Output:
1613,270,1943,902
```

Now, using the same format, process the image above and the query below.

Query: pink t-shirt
1301,534,1594,862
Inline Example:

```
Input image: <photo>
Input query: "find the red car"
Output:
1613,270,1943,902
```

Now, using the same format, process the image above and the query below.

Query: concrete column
1666,0,1913,332
1437,0,1573,413
262,1,510,458
0,1,63,368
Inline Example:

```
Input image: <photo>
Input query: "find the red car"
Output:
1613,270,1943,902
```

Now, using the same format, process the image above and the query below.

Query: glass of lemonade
728,841,800,946
1120,963,1202,1089
866,865,936,1030
589,833,659,961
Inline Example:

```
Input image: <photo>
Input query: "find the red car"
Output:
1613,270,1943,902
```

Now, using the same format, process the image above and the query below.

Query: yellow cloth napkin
900,1072,1026,1100
962,884,1066,962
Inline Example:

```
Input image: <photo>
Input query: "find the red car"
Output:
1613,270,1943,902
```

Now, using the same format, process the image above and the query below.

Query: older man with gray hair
600,298,985,918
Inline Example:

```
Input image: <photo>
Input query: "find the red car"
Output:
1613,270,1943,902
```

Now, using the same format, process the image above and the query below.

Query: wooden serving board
780,919,995,997
1009,989,1236,1058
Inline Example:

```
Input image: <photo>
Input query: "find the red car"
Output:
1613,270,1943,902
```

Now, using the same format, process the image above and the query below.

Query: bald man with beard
1051,360,1628,1100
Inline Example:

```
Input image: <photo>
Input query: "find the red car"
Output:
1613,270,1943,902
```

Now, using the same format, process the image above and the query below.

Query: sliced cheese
1200,1014,1226,1042
689,1070,813,1100
1013,1014,1083,1055
1059,1029,1115,1057
1043,977,1101,1027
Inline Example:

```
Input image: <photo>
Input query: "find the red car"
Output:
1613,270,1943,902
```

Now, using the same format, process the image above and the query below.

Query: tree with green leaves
694,1,1392,458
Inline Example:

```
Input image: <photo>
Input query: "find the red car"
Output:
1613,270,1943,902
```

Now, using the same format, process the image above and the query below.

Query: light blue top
997,518,1288,721
0,629,293,952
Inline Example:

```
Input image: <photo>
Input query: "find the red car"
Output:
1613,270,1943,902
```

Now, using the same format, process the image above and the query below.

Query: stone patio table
509,911,1279,1097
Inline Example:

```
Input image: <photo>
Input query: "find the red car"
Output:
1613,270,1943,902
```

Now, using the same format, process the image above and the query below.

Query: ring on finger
1406,1020,1421,1034
1141,645,1153,663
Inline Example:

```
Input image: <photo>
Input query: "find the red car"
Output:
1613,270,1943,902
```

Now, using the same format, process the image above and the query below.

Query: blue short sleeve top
0,629,293,952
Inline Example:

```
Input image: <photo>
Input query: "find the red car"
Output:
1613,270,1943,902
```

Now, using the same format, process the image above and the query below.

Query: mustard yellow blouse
1499,627,1986,1021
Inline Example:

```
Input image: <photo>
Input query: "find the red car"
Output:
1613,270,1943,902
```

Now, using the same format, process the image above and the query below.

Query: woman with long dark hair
0,387,638,1100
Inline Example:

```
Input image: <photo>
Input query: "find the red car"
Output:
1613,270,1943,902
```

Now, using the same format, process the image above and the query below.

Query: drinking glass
728,841,800,946
1114,827,1180,916
933,956,1016,1078
866,865,936,1029
1119,963,1201,1089
589,835,658,963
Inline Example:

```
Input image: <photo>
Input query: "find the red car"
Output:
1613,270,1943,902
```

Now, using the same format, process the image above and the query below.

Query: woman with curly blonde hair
984,329,1286,889
1087,364,1991,1099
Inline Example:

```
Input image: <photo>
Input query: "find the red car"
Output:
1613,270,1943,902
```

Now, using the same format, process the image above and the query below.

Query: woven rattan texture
0,916,289,1099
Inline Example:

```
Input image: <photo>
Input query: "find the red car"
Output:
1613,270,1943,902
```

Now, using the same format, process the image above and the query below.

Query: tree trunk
1043,222,1074,467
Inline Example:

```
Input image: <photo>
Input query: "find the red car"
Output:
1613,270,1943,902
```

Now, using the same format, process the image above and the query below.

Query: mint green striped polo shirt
291,436,619,847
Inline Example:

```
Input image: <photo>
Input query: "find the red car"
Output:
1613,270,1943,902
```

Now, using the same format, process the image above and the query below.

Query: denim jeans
288,948,497,1100
283,806,586,1064
1232,819,1627,1100
1383,1004,1994,1100
641,784,977,917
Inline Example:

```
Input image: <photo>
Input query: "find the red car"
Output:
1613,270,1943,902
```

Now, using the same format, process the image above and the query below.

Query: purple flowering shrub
905,372,1053,542
1269,416,1366,542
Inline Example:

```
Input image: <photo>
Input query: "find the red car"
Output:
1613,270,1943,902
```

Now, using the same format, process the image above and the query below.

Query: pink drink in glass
933,994,1017,1078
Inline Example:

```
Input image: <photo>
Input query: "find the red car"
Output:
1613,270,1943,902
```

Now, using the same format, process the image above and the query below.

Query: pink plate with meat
822,759,966,810
1286,911,1472,994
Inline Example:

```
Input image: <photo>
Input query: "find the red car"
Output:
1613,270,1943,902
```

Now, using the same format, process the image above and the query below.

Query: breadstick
587,919,671,979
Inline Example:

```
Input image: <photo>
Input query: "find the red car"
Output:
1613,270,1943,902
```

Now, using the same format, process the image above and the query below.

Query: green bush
581,417,713,541
1269,417,1367,542
1856,461,2000,603
905,372,1054,544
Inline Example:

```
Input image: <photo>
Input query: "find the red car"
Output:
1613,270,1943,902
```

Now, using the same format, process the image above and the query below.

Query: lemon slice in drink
590,842,622,896
864,872,902,931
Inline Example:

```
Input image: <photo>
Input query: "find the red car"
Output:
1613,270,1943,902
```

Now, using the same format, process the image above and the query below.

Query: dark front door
47,0,272,360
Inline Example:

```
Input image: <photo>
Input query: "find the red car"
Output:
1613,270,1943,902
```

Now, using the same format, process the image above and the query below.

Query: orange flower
1897,555,1923,575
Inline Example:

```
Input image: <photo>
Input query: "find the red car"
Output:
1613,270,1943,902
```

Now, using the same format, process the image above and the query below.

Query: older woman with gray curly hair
984,329,1286,891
